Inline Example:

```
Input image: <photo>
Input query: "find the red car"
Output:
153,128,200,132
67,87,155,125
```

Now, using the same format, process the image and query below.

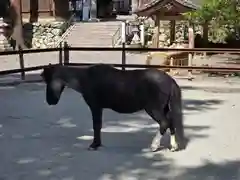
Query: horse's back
83,65,176,112
86,64,177,96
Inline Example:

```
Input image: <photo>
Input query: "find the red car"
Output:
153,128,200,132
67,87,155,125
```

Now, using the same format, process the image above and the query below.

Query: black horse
41,64,186,152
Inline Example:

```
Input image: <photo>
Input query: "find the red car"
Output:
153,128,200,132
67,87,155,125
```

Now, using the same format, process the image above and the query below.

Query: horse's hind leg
145,108,169,152
169,121,178,152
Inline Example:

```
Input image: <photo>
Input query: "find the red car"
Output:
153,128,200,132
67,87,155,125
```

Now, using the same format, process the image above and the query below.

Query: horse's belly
111,106,143,113
106,98,145,113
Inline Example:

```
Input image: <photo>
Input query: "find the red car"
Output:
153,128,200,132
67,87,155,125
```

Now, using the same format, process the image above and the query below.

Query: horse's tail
169,81,187,150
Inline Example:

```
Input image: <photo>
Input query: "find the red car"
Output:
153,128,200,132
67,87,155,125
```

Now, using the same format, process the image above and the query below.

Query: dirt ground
0,74,240,180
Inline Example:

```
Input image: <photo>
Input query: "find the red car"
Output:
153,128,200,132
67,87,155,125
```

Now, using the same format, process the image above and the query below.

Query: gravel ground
0,76,240,180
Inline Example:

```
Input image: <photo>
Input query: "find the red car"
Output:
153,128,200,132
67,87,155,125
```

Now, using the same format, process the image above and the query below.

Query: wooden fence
1,43,240,80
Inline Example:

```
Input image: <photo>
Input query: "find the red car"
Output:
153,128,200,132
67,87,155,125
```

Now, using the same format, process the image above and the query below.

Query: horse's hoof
150,147,159,152
169,145,178,152
150,145,162,152
88,146,98,151
88,143,102,151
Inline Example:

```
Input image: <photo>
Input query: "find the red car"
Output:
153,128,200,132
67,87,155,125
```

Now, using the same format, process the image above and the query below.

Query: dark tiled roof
190,0,204,6
175,0,200,9
136,0,203,13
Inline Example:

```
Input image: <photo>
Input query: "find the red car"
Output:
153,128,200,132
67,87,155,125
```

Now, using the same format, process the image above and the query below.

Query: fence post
121,21,126,71
18,45,25,80
188,23,194,80
63,41,70,65
140,24,145,47
59,42,63,65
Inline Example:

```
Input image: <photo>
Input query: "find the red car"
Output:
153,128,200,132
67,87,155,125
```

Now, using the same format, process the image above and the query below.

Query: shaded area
181,85,240,93
0,78,238,179
177,160,240,180
0,73,42,86
183,99,223,112
0,83,172,179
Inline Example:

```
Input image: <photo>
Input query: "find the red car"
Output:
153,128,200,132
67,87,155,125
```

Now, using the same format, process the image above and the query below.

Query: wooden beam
170,20,175,45
158,15,185,21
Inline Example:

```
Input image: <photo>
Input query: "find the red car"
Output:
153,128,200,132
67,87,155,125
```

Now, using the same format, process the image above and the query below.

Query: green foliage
183,0,240,42
183,0,240,25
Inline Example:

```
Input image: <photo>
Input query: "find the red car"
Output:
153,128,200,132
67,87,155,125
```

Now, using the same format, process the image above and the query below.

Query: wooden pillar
188,22,194,80
29,0,38,22
54,0,71,20
170,20,175,45
156,14,160,48
203,21,208,47
202,21,208,57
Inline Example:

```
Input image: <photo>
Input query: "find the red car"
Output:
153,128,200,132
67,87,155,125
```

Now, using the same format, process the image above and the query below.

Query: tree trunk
10,0,27,49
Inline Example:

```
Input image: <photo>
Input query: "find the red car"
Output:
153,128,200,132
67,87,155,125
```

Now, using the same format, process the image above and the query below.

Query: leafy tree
183,0,240,42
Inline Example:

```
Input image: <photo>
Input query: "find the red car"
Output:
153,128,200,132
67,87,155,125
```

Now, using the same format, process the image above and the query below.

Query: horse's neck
62,67,86,93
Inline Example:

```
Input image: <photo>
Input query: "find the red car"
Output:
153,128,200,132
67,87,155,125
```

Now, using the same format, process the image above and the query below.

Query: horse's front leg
88,107,103,150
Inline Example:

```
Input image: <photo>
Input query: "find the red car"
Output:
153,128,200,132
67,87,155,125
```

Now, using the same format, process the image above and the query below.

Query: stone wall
23,21,69,49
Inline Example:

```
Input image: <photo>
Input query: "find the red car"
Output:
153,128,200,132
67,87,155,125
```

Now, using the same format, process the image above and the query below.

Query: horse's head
41,64,65,105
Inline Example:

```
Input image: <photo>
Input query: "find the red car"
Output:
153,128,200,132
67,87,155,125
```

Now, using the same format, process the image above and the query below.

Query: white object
121,22,126,43
140,24,144,46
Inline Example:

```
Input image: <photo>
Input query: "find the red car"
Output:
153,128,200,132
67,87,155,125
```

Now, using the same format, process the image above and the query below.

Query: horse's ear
40,66,47,78
49,63,52,66
40,69,44,78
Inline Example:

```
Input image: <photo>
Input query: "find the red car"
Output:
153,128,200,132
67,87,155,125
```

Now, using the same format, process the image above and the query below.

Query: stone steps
66,21,121,47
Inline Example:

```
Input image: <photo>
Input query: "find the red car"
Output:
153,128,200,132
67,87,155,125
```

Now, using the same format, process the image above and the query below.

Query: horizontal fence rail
0,64,59,76
65,63,240,72
68,47,240,53
1,43,240,81
2,47,240,55
0,48,61,56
